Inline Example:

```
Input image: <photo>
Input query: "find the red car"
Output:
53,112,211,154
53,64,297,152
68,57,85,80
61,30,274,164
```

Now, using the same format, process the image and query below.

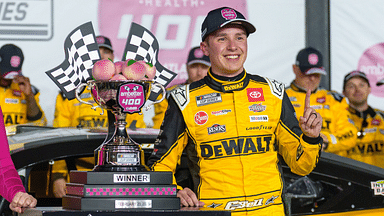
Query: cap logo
10,56,21,68
96,36,105,44
308,54,319,65
221,8,237,20
194,48,204,58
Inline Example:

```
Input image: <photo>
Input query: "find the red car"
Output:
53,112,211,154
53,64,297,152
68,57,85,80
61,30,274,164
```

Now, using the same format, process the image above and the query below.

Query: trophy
76,80,165,172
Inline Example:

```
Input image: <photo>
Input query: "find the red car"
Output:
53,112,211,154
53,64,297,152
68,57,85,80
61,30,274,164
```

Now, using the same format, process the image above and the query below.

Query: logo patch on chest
194,111,208,125
249,115,269,122
207,124,226,135
196,93,222,106
247,88,265,102
5,98,19,104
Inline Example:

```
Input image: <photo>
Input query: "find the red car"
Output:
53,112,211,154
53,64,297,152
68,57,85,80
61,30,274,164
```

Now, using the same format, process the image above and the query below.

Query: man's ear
200,41,209,56
292,64,301,75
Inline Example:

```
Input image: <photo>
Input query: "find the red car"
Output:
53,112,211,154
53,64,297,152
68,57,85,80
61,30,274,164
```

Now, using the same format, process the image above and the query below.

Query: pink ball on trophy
143,62,156,80
122,59,147,80
114,61,125,75
92,59,116,81
110,74,128,81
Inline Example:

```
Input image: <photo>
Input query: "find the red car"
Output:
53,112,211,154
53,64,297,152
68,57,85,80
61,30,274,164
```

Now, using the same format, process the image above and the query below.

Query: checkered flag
45,22,100,100
122,22,177,101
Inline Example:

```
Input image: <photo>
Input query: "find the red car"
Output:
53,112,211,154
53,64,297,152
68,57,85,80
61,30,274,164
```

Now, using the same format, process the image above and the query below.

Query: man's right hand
53,178,67,198
177,187,205,207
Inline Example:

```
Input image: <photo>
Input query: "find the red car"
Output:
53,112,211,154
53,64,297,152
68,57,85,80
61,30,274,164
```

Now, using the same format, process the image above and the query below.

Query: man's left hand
299,89,322,138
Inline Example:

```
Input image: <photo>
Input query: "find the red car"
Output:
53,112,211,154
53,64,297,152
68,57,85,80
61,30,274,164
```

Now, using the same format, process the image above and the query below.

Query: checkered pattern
122,23,177,101
46,22,100,100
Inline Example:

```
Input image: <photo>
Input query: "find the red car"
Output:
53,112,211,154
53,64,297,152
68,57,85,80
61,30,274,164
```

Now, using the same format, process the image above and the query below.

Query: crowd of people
0,5,384,215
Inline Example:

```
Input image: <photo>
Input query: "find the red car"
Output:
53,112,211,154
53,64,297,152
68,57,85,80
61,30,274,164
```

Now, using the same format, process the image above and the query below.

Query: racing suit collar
348,105,376,118
205,69,249,92
290,81,318,94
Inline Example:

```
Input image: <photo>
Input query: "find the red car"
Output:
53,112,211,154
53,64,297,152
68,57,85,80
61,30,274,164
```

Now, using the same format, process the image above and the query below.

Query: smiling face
343,77,371,108
200,24,247,77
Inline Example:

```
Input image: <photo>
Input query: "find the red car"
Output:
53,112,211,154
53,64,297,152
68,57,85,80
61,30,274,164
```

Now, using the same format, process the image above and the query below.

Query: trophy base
93,164,149,172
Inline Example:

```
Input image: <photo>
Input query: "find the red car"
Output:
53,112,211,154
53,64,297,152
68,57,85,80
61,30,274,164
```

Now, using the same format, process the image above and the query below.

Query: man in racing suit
147,7,323,216
342,71,384,168
286,47,357,155
0,44,46,126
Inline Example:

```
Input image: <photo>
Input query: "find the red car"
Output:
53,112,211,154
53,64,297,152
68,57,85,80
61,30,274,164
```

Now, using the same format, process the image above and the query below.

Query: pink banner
357,43,384,97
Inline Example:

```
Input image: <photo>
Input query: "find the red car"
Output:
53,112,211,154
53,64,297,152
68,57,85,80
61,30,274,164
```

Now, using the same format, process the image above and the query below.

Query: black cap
96,35,113,52
201,7,256,41
0,44,24,79
343,70,370,90
295,47,326,75
187,46,210,67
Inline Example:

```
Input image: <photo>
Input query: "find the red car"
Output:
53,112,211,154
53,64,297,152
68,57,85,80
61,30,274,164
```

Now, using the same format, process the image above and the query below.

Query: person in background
286,47,357,155
51,35,146,198
342,71,384,168
147,7,322,215
0,107,37,213
152,46,210,129
0,44,47,126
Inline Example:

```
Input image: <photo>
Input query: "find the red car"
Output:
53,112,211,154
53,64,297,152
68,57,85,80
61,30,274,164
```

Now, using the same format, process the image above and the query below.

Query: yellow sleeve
126,113,146,129
152,94,168,129
324,99,358,153
53,93,73,127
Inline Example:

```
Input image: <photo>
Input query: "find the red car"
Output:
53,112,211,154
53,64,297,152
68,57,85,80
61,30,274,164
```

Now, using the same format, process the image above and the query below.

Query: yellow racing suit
0,82,46,126
286,82,357,155
344,106,384,168
148,70,322,216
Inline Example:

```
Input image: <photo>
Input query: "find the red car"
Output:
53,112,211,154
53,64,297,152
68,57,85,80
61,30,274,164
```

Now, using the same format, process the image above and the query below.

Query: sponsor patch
324,105,330,110
12,90,22,97
250,115,268,122
372,119,381,126
246,125,272,131
289,96,297,102
371,180,384,196
195,111,208,125
207,202,223,208
21,100,26,104
196,93,222,106
380,129,384,135
311,105,323,110
211,109,231,116
317,97,326,103
247,88,265,102
249,103,266,112
5,98,19,104
293,104,301,108
223,82,244,92
207,124,226,135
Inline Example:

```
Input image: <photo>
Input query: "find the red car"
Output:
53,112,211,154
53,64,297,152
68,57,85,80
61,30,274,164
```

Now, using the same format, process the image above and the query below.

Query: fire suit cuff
302,134,322,144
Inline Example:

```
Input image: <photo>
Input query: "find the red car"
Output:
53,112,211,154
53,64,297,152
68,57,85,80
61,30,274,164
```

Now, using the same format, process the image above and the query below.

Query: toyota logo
249,91,261,98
